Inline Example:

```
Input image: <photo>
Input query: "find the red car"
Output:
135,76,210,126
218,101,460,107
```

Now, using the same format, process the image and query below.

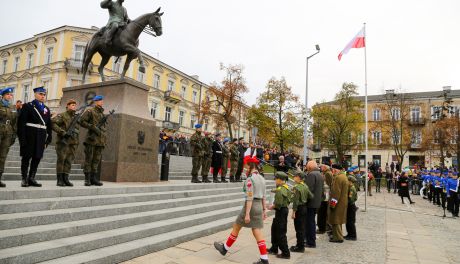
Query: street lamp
303,44,320,166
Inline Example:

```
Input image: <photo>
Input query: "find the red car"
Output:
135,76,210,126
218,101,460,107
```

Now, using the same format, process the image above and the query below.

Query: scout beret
275,171,288,181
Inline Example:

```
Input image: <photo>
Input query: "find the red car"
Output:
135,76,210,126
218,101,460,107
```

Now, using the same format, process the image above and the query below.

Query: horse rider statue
101,0,130,46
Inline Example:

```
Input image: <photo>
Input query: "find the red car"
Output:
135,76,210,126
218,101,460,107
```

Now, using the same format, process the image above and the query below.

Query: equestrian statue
81,0,163,82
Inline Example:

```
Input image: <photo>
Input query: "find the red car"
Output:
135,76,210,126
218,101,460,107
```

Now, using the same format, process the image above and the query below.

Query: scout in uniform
190,124,205,183
290,172,313,253
52,99,79,187
229,138,239,182
0,88,17,187
268,171,291,259
446,172,459,217
345,176,358,240
17,86,52,187
201,132,213,182
79,95,105,186
221,138,230,182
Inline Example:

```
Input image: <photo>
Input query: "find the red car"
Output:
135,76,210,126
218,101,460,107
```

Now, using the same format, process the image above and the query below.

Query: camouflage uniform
0,101,16,187
229,143,239,182
221,143,230,182
201,136,213,181
52,109,79,187
190,131,204,183
79,105,106,186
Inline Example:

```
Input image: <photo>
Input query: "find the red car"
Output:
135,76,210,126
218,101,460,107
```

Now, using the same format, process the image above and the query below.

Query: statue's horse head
149,7,164,37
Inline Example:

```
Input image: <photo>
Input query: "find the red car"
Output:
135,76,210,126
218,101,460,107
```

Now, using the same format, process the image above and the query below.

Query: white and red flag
338,27,366,61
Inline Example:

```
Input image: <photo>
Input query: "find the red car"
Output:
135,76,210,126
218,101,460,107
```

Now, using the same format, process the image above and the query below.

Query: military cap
66,99,77,106
33,86,46,94
293,171,305,178
348,176,357,183
275,171,288,181
93,95,104,101
1,87,14,95
332,164,343,170
194,124,202,129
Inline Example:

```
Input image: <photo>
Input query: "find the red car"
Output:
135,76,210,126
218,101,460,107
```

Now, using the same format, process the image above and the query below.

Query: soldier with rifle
52,99,87,187
79,95,114,186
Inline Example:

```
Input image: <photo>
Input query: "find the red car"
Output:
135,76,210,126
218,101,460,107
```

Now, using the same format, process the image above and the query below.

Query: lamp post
303,44,320,166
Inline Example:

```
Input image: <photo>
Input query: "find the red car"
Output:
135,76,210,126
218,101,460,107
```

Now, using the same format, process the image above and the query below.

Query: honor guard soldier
190,124,206,183
17,86,52,187
201,132,213,182
211,133,225,183
79,95,105,186
52,99,80,187
229,138,239,182
268,171,291,259
0,88,17,187
235,137,246,182
221,138,230,182
290,172,313,253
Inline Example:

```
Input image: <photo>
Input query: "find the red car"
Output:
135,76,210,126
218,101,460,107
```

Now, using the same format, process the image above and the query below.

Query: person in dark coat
235,137,246,182
17,87,52,187
211,133,225,183
398,172,415,204
275,156,289,173
303,160,324,248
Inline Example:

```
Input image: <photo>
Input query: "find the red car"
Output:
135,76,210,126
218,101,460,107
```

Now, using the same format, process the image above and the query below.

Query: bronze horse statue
81,7,163,82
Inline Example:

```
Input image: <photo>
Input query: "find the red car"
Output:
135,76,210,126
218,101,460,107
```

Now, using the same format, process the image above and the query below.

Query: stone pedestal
59,79,159,182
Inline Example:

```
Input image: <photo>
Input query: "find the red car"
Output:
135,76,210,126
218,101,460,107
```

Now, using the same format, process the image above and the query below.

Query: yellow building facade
0,25,250,139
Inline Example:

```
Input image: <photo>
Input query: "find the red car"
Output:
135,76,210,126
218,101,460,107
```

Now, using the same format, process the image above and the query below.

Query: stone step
2,173,84,181
4,167,83,174
0,186,244,214
0,207,241,264
5,161,81,169
0,199,243,250
6,157,58,163
0,192,245,230
7,150,57,158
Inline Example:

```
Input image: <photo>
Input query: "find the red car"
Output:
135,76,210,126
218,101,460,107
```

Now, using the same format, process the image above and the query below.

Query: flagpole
364,22,369,212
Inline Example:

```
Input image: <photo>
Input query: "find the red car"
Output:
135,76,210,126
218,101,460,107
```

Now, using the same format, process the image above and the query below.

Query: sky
1,0,459,107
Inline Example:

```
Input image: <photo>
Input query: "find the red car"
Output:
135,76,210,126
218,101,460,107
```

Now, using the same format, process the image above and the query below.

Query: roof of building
353,89,460,103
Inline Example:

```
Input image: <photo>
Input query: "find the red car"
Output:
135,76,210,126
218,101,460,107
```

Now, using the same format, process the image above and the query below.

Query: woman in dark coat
398,172,415,204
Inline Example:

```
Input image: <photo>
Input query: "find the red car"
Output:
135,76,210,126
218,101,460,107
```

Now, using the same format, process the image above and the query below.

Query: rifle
61,104,91,145
96,109,115,130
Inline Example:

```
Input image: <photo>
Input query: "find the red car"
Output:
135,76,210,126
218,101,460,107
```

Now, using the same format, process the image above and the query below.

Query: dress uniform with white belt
211,133,225,183
17,86,52,187
0,87,17,188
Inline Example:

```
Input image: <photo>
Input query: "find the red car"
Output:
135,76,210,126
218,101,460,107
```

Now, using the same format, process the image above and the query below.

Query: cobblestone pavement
123,188,460,264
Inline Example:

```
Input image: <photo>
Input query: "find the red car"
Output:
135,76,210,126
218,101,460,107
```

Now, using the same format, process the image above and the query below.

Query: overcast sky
1,0,459,106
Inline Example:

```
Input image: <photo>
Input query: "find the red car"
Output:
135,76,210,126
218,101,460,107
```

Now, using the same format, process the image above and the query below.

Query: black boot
84,172,91,186
253,259,269,264
90,172,103,186
221,176,228,183
0,173,5,188
202,176,210,183
63,173,73,187
213,175,220,183
28,171,42,187
57,173,66,187
21,163,28,187
229,176,235,182
191,176,202,183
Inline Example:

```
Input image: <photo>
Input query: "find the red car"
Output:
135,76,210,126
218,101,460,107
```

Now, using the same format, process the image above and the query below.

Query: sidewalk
122,188,459,264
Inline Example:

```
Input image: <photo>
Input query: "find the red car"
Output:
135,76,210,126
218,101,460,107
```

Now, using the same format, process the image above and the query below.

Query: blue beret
33,86,46,93
454,172,459,176
1,87,13,95
93,95,104,101
223,138,230,143
195,124,202,129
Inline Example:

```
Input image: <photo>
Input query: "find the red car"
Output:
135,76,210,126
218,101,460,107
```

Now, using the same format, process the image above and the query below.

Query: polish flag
243,147,257,164
338,27,365,61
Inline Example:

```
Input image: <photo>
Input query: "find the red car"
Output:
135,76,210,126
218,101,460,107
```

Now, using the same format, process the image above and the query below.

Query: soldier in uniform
201,132,213,183
17,87,52,187
79,95,105,186
0,88,17,188
235,137,246,182
52,99,79,187
190,124,205,183
290,172,313,253
100,0,130,46
212,133,225,183
268,171,291,259
345,176,358,240
229,138,239,182
221,138,230,183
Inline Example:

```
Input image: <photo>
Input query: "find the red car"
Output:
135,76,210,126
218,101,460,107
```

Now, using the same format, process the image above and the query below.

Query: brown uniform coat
327,171,349,225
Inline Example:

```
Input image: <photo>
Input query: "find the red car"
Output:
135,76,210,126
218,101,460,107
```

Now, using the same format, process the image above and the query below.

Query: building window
192,90,198,103
167,80,174,91
137,71,145,83
23,84,31,103
181,86,186,98
357,133,364,144
164,106,172,121
112,56,122,73
448,106,458,117
153,74,160,89
45,47,54,64
373,108,381,121
372,131,382,145
26,53,34,69
411,106,421,122
2,59,7,74
179,110,185,126
13,56,20,72
412,129,422,145
204,118,209,131
431,106,442,120
150,101,158,118
73,45,85,61
451,130,457,144
391,107,400,121
391,129,401,145
190,114,196,128
433,130,440,144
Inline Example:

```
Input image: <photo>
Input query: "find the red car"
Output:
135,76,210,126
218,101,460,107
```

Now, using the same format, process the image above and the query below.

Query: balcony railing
410,143,422,149
409,118,426,126
164,90,182,104
162,121,180,130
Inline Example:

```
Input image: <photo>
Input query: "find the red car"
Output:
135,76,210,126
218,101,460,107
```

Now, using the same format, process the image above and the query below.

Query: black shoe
230,177,235,182
28,172,42,187
63,174,73,187
213,179,221,183
221,178,228,183
329,239,344,243
84,172,91,186
276,254,290,259
57,173,66,187
267,248,278,255
344,236,357,241
213,242,227,256
202,178,210,183
0,173,5,188
290,246,305,253
90,173,103,186
305,244,316,248
410,201,415,204
253,259,269,264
